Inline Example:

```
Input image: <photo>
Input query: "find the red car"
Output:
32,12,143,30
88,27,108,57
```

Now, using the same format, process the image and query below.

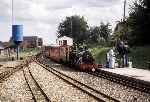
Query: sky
0,0,133,45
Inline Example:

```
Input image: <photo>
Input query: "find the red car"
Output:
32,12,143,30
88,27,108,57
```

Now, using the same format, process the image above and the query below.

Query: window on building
63,40,67,45
59,41,61,45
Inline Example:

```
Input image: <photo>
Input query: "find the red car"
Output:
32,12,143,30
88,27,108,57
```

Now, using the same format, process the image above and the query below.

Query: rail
35,55,120,102
88,69,150,94
23,66,50,102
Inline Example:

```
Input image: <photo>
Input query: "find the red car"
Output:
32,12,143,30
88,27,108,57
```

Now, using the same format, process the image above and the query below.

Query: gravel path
0,61,21,74
29,62,99,102
0,70,33,102
43,59,150,102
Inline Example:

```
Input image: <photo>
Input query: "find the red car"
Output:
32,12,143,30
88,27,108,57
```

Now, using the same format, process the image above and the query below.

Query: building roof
57,36,72,40
23,36,38,40
9,36,39,42
49,44,60,47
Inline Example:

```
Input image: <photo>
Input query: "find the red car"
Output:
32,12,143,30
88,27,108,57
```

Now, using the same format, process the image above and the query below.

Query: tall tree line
57,15,111,47
127,0,150,45
57,15,89,46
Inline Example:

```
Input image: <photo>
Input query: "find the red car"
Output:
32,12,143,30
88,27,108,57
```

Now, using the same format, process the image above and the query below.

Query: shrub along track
34,54,120,102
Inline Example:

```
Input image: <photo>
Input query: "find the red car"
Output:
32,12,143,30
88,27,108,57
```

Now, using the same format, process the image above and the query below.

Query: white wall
57,36,73,46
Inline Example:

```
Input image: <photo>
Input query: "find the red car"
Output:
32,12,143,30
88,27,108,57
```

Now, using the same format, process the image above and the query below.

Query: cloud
0,0,133,44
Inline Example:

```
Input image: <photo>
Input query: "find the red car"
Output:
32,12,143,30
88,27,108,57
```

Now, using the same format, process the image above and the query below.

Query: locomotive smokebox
12,25,23,45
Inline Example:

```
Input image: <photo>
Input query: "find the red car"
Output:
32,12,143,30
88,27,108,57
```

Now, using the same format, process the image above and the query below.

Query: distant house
22,36,43,48
9,36,43,48
56,36,73,46
114,22,125,34
113,20,129,39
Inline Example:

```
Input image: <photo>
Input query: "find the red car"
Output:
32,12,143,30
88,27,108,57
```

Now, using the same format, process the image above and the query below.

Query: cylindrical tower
12,25,23,60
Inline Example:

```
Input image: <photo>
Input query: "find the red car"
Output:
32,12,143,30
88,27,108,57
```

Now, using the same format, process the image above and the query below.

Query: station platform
101,67,150,82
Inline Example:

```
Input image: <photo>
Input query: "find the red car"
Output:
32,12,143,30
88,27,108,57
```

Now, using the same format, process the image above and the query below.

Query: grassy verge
90,46,150,69
20,48,40,58
129,46,150,69
0,48,40,61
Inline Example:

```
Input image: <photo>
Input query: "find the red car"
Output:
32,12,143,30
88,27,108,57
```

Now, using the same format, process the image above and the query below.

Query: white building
56,36,73,46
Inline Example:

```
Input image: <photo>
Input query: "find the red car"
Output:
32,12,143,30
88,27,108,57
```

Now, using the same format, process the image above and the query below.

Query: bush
129,46,150,69
90,47,110,64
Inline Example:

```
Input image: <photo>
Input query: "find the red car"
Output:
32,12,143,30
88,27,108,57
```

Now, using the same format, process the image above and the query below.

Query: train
44,44,102,71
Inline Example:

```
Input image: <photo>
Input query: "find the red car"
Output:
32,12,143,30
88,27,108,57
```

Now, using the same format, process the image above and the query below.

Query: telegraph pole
12,0,14,25
71,19,72,37
123,0,126,21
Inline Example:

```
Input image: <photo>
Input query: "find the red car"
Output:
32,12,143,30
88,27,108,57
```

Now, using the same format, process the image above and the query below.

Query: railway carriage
48,45,70,63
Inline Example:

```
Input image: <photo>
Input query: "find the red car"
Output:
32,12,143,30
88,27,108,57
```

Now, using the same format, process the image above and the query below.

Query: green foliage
90,46,150,69
57,16,112,47
57,15,89,45
128,0,150,45
90,47,110,64
19,48,40,58
0,48,39,61
129,46,150,69
88,22,111,45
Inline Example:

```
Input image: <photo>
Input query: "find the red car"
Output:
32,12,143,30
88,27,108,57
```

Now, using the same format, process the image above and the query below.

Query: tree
99,22,111,41
88,22,111,45
57,15,89,45
128,0,150,45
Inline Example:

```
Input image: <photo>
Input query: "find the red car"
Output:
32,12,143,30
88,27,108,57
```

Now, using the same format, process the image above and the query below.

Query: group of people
106,40,129,68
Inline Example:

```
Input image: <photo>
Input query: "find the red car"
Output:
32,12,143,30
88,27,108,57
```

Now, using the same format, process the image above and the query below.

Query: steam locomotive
45,44,102,71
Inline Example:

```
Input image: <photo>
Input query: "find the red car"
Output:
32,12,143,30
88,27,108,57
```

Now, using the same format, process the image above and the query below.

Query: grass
90,47,110,64
20,48,40,58
129,46,150,69
0,48,40,61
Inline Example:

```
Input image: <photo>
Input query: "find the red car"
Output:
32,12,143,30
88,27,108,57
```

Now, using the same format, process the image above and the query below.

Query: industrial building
9,36,43,48
21,36,43,48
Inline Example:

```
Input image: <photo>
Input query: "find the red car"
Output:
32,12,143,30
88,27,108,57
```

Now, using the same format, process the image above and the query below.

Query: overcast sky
0,0,133,45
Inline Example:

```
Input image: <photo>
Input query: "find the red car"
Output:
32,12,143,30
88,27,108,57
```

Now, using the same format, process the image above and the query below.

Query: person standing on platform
116,39,125,67
108,49,115,68
123,41,129,67
106,52,110,68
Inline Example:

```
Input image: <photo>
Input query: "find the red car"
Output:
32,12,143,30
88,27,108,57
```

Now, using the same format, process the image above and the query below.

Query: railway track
34,57,120,102
0,64,24,82
38,53,150,94
0,56,33,82
23,66,50,102
88,69,150,94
